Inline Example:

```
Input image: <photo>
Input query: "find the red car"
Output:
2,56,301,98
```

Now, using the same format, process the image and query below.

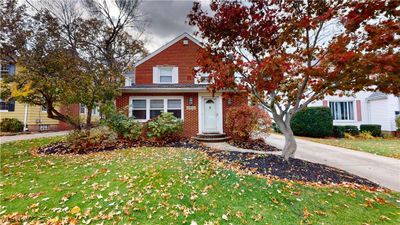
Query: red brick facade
116,34,249,137
135,37,201,84
116,93,199,137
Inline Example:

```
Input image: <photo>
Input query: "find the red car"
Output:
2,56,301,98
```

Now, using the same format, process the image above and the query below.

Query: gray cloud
140,0,209,51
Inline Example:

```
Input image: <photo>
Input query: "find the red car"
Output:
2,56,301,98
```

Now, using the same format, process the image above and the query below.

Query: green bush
0,118,24,132
332,125,359,138
147,112,183,140
395,116,400,131
360,124,381,137
103,113,142,140
290,107,333,137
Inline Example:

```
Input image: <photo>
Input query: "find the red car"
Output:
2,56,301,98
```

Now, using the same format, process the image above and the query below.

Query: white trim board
135,33,202,67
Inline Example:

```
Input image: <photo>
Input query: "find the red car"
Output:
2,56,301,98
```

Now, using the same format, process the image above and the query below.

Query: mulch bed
206,150,380,187
37,139,209,155
229,138,281,152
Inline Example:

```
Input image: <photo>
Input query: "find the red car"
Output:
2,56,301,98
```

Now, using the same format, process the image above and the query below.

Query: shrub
396,117,400,131
147,112,183,140
290,107,333,138
0,118,24,132
332,125,359,138
66,126,118,153
103,113,142,140
360,124,381,137
344,132,356,140
225,105,272,141
359,131,375,140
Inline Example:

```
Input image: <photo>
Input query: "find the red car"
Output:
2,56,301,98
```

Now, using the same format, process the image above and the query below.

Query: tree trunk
281,128,297,160
85,106,93,131
272,112,297,160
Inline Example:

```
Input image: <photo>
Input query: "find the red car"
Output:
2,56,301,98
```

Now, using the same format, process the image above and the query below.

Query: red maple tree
188,0,399,160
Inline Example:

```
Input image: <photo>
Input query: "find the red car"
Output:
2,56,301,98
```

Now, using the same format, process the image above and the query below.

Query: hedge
290,107,333,137
0,118,24,132
360,124,382,137
332,125,359,138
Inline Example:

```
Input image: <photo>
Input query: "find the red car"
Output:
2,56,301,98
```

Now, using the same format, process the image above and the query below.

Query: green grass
302,137,400,159
1,138,399,224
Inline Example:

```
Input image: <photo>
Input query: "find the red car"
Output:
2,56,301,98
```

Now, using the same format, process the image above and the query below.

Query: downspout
23,104,28,131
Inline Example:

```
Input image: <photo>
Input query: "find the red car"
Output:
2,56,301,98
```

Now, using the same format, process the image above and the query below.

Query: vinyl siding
0,101,59,125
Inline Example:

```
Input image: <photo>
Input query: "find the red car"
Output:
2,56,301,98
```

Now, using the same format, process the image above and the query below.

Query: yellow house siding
0,101,59,125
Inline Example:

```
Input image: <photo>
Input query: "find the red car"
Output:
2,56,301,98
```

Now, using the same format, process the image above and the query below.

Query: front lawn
1,138,399,224
303,137,400,159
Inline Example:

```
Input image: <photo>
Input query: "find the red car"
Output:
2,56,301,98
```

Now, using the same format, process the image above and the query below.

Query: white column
23,104,28,131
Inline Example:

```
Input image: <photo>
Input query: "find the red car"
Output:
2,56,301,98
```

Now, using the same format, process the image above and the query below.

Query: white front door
203,98,218,132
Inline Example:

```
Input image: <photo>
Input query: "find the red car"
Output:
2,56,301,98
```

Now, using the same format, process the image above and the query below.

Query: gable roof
135,32,202,67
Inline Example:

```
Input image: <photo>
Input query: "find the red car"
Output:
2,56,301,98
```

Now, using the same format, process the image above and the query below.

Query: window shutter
356,100,362,121
8,100,15,112
172,67,179,83
153,67,159,83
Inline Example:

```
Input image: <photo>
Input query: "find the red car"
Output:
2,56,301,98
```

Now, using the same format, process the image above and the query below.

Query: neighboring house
0,59,61,131
310,91,400,132
116,33,247,138
0,59,99,132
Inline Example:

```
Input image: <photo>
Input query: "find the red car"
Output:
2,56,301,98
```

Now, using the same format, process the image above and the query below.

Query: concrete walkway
205,134,400,192
0,131,69,144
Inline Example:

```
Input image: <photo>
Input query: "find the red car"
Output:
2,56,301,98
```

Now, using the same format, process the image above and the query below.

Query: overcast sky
139,0,209,52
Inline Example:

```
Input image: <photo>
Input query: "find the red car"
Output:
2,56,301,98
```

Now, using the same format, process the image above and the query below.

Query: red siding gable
135,37,201,85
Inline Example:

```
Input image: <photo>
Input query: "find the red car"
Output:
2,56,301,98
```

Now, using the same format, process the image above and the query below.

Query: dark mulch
37,139,209,155
229,138,281,152
207,150,379,187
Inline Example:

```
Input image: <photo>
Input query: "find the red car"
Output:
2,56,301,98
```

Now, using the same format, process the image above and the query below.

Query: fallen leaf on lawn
379,215,391,221
303,207,311,219
70,206,80,214
235,211,244,218
222,214,228,220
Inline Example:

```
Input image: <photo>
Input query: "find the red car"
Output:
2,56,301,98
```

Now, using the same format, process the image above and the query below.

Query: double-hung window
167,99,182,118
153,66,178,84
194,67,210,84
329,101,354,121
150,99,164,119
132,100,147,120
131,97,183,121
159,67,173,83
80,104,86,114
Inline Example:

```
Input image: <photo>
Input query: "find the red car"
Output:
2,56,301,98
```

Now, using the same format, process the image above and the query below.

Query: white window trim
129,96,184,122
329,100,356,122
153,66,178,84
194,66,210,84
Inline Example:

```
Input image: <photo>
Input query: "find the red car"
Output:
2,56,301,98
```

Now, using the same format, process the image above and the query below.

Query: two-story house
116,33,248,138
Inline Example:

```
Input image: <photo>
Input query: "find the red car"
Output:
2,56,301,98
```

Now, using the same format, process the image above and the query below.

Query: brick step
195,133,227,138
192,135,231,143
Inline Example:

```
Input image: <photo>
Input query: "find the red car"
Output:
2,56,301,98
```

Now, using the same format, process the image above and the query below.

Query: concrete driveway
0,131,69,144
264,134,400,192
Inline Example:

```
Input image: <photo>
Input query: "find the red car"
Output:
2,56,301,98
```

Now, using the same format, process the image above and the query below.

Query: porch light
188,97,193,106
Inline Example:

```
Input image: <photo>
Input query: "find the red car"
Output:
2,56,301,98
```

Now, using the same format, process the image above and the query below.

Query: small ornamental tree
188,0,399,160
225,105,272,141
